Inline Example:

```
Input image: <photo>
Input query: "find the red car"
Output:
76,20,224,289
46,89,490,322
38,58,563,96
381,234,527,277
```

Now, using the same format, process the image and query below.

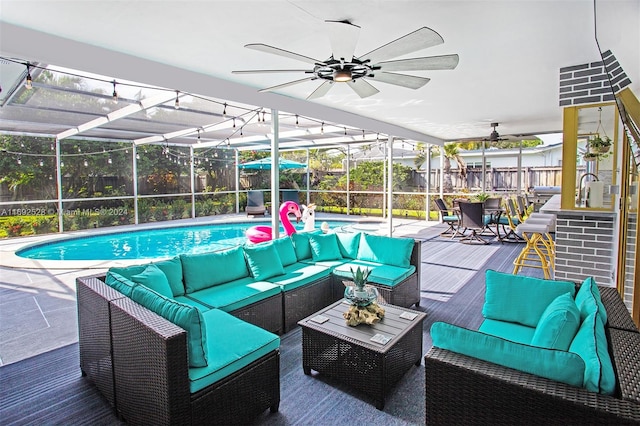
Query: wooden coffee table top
298,299,426,353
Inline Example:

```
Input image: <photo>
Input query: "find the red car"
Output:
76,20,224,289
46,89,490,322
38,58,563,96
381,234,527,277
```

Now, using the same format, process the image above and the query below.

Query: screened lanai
1,59,452,238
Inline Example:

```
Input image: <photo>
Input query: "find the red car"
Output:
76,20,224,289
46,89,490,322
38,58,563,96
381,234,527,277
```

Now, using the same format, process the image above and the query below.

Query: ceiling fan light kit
233,20,459,99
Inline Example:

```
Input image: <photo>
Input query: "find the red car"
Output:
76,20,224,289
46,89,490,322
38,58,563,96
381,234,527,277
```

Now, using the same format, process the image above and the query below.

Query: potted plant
587,135,612,154
344,266,377,307
583,151,599,161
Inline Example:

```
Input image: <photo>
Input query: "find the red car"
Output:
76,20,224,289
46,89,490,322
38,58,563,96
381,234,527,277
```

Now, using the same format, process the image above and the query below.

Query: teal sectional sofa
77,230,421,425
425,270,640,424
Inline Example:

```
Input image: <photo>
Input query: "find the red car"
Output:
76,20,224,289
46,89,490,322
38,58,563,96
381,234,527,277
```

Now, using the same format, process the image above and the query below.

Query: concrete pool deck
0,214,439,366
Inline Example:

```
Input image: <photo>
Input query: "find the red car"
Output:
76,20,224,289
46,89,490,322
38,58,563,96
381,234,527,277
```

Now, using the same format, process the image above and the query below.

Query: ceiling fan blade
347,79,379,98
245,43,324,66
233,69,311,74
258,77,317,93
325,20,360,62
307,81,334,100
360,27,444,63
370,72,430,89
377,54,460,71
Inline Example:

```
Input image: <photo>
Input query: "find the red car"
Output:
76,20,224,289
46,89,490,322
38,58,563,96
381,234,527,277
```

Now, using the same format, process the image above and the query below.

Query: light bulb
174,91,180,109
112,80,118,104
84,160,88,167
25,64,33,89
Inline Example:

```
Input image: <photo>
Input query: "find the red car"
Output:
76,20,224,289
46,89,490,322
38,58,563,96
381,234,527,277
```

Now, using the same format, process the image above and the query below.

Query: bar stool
513,220,553,279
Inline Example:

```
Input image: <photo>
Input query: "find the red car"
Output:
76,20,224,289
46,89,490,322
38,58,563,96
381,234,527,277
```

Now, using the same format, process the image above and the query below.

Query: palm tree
443,143,467,193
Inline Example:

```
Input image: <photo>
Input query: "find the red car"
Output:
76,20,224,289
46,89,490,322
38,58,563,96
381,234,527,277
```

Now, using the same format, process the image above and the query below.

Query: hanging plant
587,135,612,154
583,151,599,161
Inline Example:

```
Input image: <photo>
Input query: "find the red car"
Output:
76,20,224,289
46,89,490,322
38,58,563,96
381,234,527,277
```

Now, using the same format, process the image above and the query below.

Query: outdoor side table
298,299,426,410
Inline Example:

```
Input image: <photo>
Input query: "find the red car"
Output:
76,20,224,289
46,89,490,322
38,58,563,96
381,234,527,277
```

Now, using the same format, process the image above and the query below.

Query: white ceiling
0,0,638,144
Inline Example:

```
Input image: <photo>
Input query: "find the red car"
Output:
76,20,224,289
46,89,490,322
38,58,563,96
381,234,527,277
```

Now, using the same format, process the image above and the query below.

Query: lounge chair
246,190,266,216
281,189,299,204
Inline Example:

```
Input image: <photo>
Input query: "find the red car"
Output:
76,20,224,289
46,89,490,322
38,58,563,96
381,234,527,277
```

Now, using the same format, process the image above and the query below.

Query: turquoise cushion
291,230,322,261
332,260,415,287
482,270,576,327
530,292,581,351
271,237,298,266
108,264,146,281
153,256,185,297
356,234,414,267
267,262,330,292
181,247,249,293
569,312,616,395
431,322,585,388
244,242,285,280
129,284,208,368
186,277,281,313
335,232,361,259
131,264,173,298
189,309,280,393
575,277,608,325
478,319,536,345
105,271,137,297
368,264,415,287
309,233,343,262
109,257,184,297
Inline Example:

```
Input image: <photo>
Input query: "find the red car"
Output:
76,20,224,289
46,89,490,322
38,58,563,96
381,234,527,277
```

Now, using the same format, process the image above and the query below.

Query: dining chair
457,201,490,244
435,198,461,237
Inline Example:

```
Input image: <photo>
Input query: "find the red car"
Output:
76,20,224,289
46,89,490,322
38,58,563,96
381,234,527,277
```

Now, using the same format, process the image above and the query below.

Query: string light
25,64,33,89
83,159,88,167
295,114,299,128
174,91,180,109
112,80,118,104
321,122,324,135
222,103,227,118
17,157,22,165
233,118,236,128
197,129,201,143
39,159,44,166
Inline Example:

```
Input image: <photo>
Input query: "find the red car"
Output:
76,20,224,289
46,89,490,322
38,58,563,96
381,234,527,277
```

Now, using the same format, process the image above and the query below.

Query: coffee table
298,299,426,410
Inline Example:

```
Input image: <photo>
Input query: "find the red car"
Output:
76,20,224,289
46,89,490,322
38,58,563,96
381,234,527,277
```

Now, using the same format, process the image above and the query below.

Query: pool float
301,203,317,232
246,201,301,243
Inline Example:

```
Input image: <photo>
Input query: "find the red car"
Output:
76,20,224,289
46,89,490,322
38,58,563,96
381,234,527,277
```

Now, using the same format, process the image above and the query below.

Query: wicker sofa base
424,286,640,425
77,274,125,408
283,274,337,333
228,292,284,335
110,296,280,425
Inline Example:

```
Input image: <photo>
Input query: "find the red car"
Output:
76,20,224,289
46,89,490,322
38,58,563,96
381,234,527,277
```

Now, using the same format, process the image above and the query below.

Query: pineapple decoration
343,266,385,326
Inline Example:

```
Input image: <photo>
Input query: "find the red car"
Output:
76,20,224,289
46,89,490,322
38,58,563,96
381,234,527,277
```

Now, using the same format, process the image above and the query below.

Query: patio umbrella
238,157,306,170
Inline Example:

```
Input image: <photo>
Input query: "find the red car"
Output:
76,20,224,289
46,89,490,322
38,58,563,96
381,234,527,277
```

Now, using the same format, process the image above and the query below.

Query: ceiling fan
485,123,508,143
232,20,459,100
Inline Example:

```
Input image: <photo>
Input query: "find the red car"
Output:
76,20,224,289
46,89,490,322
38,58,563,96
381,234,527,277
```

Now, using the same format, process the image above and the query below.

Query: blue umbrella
238,157,306,170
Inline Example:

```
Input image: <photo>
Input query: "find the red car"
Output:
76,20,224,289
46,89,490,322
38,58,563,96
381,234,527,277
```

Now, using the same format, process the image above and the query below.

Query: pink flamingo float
246,201,301,243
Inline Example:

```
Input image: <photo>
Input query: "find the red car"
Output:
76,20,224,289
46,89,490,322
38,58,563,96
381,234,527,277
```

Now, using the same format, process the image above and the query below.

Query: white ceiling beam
57,92,176,140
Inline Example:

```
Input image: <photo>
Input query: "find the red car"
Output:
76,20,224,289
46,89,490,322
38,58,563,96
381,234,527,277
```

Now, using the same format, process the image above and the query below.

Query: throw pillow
291,230,322,261
530,292,581,350
482,270,576,327
271,237,298,266
335,232,361,259
309,233,343,262
153,256,185,297
356,234,414,267
129,284,208,368
181,247,249,293
569,312,615,395
131,264,174,298
105,271,137,297
244,242,285,280
431,322,585,388
574,277,608,325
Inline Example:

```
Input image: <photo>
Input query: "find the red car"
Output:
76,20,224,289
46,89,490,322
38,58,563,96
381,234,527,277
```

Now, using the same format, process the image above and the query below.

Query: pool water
17,220,360,261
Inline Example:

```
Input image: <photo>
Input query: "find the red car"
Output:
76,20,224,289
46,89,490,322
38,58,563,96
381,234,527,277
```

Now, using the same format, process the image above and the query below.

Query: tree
442,143,467,192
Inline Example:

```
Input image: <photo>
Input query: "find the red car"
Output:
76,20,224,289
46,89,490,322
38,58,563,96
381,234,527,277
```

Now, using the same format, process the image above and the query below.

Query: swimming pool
16,220,366,261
